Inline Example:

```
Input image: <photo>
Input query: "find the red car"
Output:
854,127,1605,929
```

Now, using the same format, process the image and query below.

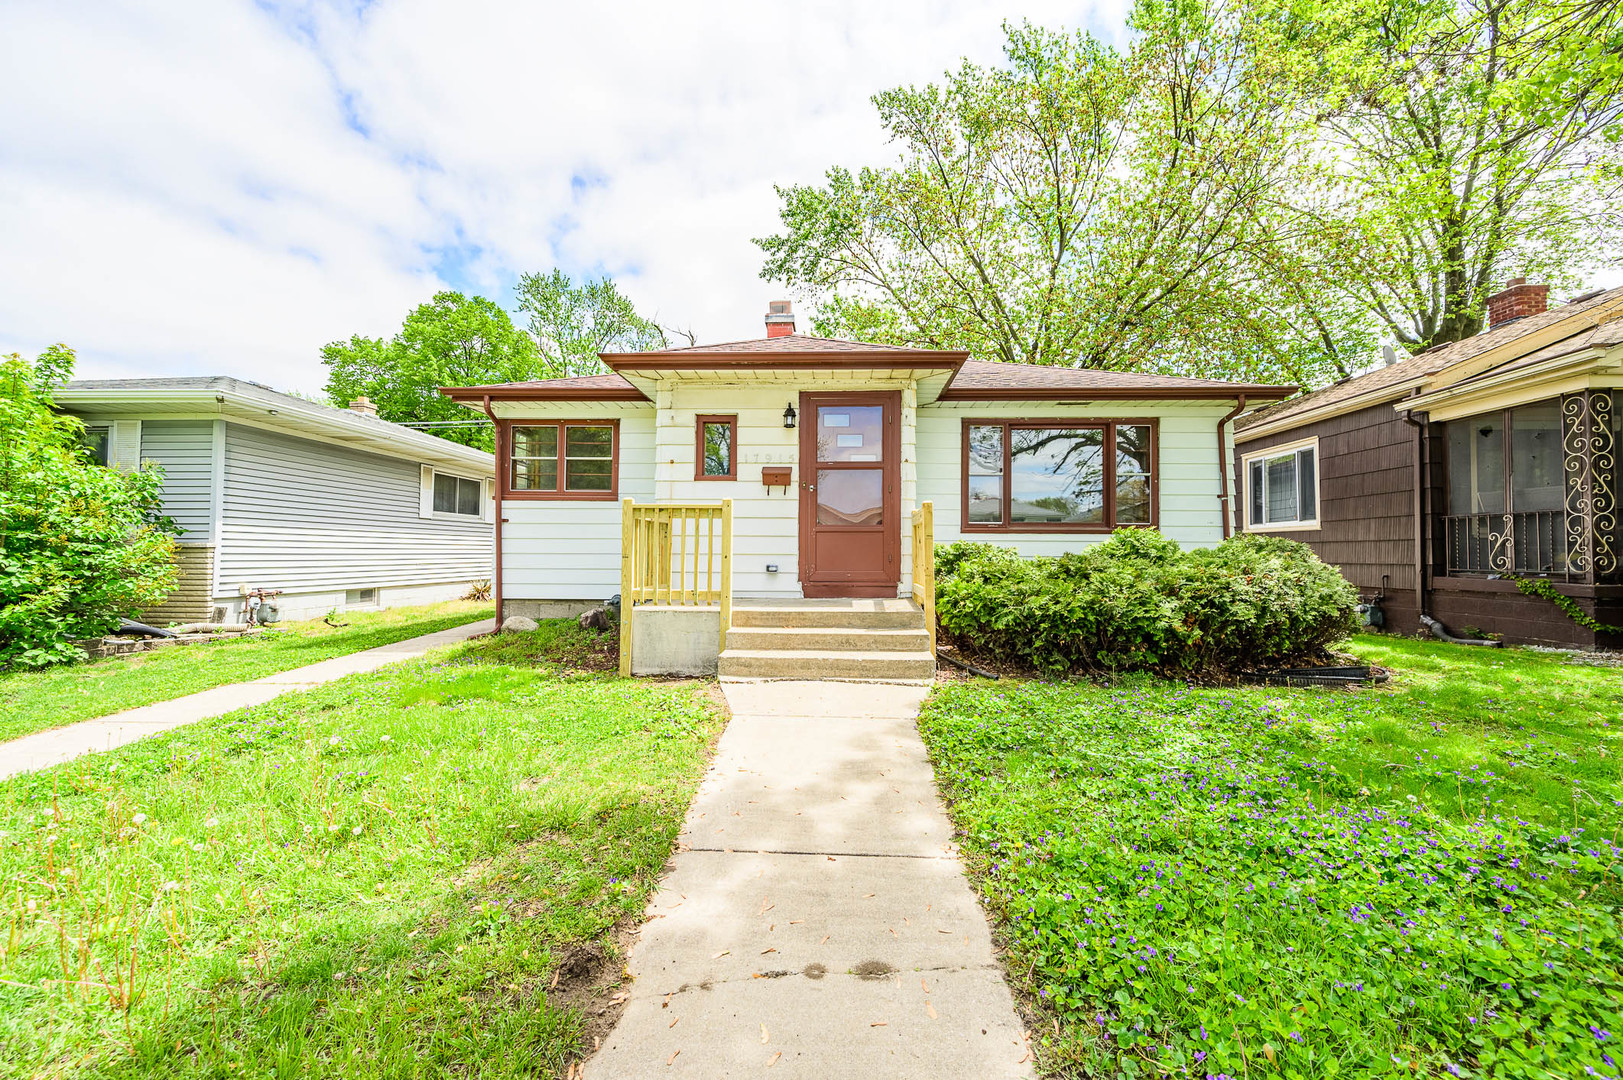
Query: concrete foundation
630,604,722,676
501,599,600,621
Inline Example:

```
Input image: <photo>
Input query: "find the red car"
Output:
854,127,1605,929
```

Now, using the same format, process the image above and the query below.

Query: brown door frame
798,390,902,598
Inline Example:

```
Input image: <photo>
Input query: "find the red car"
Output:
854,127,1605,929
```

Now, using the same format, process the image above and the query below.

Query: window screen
433,473,483,516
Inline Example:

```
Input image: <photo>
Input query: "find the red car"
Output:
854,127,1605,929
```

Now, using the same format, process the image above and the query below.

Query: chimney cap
348,395,379,417
765,300,796,338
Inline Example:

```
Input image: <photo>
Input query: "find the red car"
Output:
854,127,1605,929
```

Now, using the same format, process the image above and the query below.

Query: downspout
481,395,504,627
1400,409,1427,623
1216,395,1247,539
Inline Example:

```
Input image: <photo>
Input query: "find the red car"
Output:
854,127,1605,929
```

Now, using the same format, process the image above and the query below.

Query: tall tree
757,16,1339,385
760,0,1623,383
322,291,540,450
1280,0,1623,351
513,269,675,379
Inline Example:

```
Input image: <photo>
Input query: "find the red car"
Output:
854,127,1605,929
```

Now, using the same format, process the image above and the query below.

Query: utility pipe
1401,409,1428,626
481,395,504,628
1216,395,1247,539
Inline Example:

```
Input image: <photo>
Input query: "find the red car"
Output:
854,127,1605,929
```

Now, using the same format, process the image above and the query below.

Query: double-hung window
507,421,618,499
1243,438,1319,529
962,420,1157,531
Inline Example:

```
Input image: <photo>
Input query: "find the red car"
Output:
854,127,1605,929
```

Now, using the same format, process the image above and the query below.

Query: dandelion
131,813,147,825
380,735,393,744
328,824,340,833
162,880,180,892
351,825,363,836
192,843,205,853
329,735,342,746
205,817,219,829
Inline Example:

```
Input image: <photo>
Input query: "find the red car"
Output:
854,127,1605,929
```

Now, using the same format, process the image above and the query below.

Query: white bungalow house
442,302,1293,680
55,377,495,624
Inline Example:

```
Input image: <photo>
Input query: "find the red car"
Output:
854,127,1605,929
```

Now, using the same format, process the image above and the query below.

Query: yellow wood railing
910,500,936,653
619,499,733,676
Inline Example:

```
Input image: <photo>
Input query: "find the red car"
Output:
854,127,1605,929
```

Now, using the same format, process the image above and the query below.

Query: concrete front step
717,648,935,682
724,625,932,652
730,598,924,631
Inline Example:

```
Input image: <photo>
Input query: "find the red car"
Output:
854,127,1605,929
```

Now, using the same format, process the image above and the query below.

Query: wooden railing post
619,498,634,677
719,499,733,651
921,501,935,653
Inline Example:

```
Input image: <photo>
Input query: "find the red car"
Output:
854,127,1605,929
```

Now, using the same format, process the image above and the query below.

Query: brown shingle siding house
1235,281,1623,648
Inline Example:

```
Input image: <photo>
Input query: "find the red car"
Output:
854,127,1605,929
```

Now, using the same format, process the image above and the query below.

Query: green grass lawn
918,634,1623,1079
0,600,493,744
0,621,720,1078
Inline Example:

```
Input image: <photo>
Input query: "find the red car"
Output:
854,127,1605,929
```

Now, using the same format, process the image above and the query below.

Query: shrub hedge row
934,530,1358,676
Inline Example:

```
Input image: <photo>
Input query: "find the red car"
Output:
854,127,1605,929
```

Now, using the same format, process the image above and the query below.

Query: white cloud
0,0,1122,393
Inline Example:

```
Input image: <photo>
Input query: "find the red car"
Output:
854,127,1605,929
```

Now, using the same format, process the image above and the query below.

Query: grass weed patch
918,635,1623,1078
0,646,723,1078
0,600,493,743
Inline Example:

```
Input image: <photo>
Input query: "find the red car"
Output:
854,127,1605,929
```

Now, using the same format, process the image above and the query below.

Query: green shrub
935,530,1357,675
0,347,178,668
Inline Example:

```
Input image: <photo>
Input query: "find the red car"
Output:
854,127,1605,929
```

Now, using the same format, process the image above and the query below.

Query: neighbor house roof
442,335,1294,403
1236,284,1623,441
55,376,494,474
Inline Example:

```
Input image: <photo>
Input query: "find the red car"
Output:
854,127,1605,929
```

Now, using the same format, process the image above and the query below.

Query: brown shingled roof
441,372,645,401
1237,284,1623,433
636,333,920,355
939,359,1291,400
444,335,1294,401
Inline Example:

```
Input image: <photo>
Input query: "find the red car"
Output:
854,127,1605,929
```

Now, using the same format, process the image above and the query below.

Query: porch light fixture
783,402,797,429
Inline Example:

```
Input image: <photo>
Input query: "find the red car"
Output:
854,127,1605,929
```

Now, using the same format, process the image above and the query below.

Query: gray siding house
55,378,494,624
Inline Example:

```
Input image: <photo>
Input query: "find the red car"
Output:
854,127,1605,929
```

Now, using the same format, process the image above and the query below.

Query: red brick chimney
1486,278,1549,328
765,300,796,338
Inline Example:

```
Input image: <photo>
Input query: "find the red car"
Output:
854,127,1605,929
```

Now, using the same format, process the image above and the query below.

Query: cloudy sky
1,0,1119,394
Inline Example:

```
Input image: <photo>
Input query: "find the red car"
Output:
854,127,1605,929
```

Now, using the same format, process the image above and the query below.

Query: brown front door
798,391,901,598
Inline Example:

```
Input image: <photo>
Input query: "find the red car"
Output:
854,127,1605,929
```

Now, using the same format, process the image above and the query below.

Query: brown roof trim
600,351,969,372
936,384,1295,402
439,384,650,402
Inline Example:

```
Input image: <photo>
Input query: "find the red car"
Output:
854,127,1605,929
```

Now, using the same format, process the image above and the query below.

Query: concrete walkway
587,681,1034,1079
0,619,495,781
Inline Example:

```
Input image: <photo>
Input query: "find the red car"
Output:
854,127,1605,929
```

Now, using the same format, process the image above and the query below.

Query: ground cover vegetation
918,635,1623,1078
0,601,492,745
934,530,1358,676
759,0,1623,384
0,347,178,671
0,624,724,1078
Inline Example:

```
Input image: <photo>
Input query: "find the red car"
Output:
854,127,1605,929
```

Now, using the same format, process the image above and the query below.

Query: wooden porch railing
619,499,733,676
910,500,936,653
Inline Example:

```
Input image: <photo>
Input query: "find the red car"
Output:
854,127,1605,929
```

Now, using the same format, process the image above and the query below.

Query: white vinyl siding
217,423,491,594
493,387,1241,602
140,420,216,542
501,409,656,601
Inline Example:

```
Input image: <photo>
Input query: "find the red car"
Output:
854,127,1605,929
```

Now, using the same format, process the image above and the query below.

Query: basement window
346,588,378,606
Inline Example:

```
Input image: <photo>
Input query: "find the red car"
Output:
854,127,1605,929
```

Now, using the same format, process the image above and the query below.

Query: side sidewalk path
0,619,496,781
586,680,1035,1079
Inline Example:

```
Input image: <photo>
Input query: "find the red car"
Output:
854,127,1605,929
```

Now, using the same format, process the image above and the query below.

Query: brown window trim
694,414,738,481
959,418,1159,533
499,418,620,501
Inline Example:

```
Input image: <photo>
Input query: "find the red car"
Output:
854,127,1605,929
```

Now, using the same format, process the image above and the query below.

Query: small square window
345,587,378,606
